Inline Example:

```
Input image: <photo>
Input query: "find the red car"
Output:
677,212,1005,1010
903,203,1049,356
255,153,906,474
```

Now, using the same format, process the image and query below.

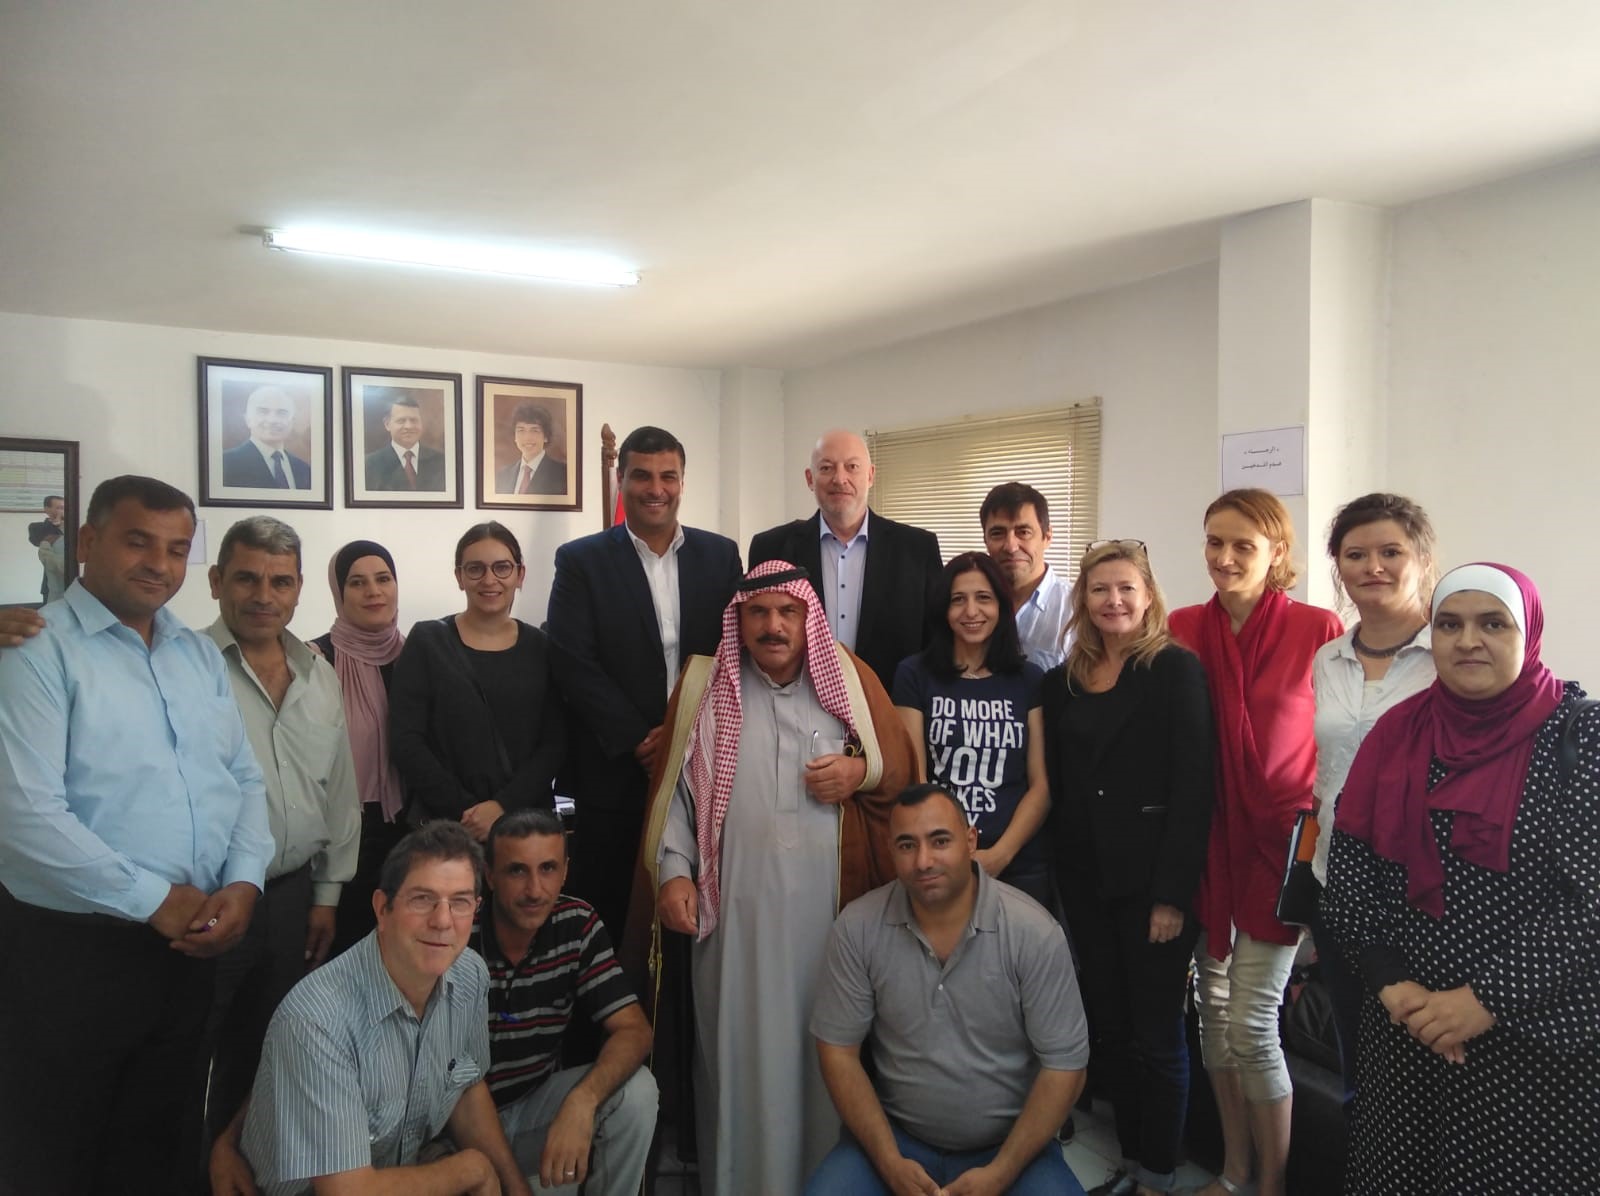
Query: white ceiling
4,1,1599,370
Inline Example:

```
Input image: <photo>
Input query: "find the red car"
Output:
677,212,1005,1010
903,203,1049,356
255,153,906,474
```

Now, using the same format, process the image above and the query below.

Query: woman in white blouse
1310,493,1438,1103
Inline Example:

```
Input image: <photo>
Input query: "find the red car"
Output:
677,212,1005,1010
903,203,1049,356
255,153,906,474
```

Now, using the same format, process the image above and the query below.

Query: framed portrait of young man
198,357,333,509
342,367,464,508
475,376,582,512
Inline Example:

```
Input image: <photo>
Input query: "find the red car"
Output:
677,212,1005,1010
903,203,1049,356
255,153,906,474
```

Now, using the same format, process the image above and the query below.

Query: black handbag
1275,809,1321,927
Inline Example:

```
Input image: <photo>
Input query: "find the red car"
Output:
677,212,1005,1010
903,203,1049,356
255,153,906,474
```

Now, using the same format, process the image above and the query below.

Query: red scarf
1335,563,1563,917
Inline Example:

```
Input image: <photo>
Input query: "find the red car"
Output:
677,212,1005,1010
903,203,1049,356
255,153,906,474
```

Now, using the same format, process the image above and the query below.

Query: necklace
1351,621,1426,659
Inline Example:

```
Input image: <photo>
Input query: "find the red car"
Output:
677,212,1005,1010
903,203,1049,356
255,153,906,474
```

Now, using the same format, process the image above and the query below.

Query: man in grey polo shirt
235,822,532,1196
807,783,1089,1196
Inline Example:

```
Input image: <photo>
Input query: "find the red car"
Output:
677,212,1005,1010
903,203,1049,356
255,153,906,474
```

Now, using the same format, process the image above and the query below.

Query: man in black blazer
363,395,445,491
495,402,569,496
546,425,740,943
748,428,942,693
221,386,311,489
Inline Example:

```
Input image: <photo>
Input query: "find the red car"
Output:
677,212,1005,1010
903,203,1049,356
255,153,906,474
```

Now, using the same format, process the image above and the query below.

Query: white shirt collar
819,506,870,545
626,522,685,559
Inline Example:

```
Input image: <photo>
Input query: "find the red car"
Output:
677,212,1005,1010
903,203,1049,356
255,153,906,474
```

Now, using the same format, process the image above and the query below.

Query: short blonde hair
1205,488,1298,591
1064,542,1173,690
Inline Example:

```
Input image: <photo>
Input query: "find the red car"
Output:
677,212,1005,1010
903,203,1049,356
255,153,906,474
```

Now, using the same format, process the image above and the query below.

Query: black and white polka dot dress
1324,684,1600,1194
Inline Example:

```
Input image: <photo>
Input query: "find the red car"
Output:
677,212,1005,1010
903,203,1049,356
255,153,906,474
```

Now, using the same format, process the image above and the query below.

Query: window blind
866,401,1101,584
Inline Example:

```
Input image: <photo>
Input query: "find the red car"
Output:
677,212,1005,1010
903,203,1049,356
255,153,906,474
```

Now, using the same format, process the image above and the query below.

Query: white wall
1387,154,1600,681
779,263,1222,608
0,312,723,637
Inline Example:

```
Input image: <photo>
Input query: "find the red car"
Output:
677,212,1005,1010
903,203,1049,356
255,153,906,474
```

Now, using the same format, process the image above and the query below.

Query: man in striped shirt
472,808,657,1195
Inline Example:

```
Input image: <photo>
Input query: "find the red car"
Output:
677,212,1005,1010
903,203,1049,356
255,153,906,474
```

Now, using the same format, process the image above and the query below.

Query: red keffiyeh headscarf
1335,563,1565,918
685,560,856,940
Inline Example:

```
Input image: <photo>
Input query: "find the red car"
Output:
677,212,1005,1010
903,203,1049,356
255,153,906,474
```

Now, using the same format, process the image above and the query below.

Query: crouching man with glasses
215,822,533,1196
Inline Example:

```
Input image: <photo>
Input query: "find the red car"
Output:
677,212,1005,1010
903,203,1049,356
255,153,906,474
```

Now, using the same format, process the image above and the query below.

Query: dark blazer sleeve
678,530,742,659
365,448,399,491
911,524,944,651
1146,646,1215,909
546,536,656,758
489,627,564,812
388,621,475,820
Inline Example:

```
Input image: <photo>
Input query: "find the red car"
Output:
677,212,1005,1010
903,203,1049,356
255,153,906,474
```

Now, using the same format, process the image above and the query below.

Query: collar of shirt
470,910,555,972
626,521,685,561
249,438,290,465
63,579,183,646
882,862,1000,935
1327,621,1433,663
1020,563,1060,614
205,618,315,694
353,929,456,1026
818,506,870,548
390,441,420,462
517,450,546,472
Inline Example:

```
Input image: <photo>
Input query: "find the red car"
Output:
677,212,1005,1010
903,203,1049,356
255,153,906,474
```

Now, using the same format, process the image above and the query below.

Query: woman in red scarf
1324,564,1598,1194
1168,489,1341,1196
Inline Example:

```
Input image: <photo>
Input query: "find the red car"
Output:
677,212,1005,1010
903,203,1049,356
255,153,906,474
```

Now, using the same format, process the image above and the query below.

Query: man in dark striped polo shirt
473,808,657,1195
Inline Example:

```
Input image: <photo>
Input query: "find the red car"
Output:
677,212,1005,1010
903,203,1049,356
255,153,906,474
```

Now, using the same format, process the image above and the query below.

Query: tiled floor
647,1100,1218,1194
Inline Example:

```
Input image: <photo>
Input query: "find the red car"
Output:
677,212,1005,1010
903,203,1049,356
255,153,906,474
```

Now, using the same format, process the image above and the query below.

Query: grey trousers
500,1065,659,1196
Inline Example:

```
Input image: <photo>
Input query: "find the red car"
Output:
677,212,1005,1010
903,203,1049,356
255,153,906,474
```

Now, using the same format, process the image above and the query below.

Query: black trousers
331,802,408,958
0,894,215,1195
569,803,643,948
1067,891,1200,1180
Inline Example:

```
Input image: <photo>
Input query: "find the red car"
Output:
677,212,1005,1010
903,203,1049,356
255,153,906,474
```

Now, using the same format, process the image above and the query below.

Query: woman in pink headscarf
309,540,406,955
1324,563,1599,1194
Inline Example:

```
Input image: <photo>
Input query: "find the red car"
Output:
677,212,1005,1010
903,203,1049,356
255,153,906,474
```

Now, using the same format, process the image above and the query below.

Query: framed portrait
0,436,78,609
342,367,464,508
476,376,582,511
198,357,333,509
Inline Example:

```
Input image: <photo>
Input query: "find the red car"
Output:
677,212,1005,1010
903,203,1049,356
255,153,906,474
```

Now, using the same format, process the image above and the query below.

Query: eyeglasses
400,892,481,918
458,560,518,580
1086,539,1148,557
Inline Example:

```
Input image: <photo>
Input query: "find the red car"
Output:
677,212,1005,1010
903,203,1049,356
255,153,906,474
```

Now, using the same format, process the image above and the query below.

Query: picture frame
0,436,79,609
475,376,582,511
198,357,333,509
342,367,465,508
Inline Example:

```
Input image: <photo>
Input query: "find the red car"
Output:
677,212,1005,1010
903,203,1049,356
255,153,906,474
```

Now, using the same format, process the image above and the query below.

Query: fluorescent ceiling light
261,226,639,287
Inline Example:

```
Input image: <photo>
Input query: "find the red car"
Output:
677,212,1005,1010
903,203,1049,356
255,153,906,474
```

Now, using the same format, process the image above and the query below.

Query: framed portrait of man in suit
199,357,333,509
475,375,581,512
342,367,464,509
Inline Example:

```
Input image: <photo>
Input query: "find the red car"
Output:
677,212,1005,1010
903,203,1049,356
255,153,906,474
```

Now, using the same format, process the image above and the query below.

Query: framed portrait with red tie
475,375,582,512
199,357,334,510
342,367,464,509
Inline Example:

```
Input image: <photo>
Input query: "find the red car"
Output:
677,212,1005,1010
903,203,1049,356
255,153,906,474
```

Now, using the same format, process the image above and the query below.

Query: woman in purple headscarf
1323,563,1599,1194
309,540,407,955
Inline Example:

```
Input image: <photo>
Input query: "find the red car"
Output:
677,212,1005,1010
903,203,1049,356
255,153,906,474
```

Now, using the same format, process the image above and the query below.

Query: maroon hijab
1335,563,1564,917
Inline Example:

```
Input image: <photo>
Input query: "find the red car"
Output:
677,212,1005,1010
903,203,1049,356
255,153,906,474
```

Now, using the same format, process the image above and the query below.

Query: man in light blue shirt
982,482,1072,670
0,474,275,1193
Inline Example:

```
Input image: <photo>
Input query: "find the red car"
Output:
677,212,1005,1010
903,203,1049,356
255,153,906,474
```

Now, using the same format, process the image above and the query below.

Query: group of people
0,420,1593,1196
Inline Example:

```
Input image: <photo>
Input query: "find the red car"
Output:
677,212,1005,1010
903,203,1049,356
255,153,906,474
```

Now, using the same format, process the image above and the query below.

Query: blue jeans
804,1122,1084,1195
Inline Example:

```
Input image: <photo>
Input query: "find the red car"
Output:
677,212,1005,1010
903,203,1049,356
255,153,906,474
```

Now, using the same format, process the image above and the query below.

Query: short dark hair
44,495,63,507
485,807,566,867
454,520,523,568
922,552,1024,680
618,425,685,475
979,482,1050,533
893,782,968,825
85,476,195,531
511,403,553,440
217,515,302,573
388,394,421,413
377,822,485,903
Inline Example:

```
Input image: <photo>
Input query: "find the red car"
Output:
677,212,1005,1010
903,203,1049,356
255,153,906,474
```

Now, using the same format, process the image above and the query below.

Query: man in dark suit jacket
748,428,942,694
364,396,445,491
221,386,311,489
546,425,740,943
495,402,568,496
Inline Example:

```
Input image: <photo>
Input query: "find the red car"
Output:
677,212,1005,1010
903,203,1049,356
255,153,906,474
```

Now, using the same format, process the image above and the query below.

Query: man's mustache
757,634,791,646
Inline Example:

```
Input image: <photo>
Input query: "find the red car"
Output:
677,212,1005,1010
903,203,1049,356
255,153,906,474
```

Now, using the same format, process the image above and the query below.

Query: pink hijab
1335,563,1564,918
325,541,406,822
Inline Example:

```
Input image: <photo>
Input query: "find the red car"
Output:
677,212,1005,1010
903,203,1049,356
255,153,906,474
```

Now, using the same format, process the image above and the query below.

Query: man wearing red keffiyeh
629,560,916,1196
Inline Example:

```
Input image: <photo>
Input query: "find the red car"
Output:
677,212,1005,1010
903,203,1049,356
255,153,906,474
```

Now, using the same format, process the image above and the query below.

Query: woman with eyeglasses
1168,490,1342,1196
893,551,1053,907
1307,494,1439,1104
1044,539,1214,1196
389,522,564,839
